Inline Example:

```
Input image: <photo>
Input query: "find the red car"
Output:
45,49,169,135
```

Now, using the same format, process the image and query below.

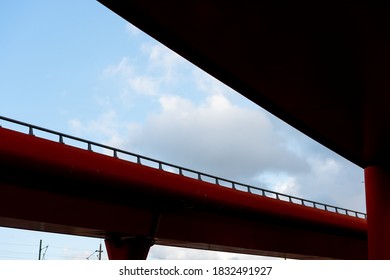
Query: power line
0,242,37,247
0,239,106,260
0,250,35,256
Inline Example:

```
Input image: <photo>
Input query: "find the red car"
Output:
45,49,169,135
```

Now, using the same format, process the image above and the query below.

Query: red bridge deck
0,119,367,259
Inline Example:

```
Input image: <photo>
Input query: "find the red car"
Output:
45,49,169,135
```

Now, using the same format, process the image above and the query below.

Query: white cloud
102,44,187,98
67,110,138,149
127,93,309,183
297,156,365,211
256,172,300,196
102,57,133,78
143,43,185,83
128,75,160,96
310,157,342,177
193,68,229,96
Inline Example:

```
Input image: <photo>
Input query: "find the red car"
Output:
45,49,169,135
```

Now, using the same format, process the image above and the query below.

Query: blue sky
0,1,365,260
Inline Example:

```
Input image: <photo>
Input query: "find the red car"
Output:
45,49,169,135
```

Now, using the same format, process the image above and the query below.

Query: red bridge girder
0,127,367,259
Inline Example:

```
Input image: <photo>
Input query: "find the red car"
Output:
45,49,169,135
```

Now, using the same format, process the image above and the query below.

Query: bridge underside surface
0,128,367,259
97,0,390,259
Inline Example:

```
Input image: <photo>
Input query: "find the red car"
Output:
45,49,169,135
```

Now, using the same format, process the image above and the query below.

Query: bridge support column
365,166,390,259
105,237,154,260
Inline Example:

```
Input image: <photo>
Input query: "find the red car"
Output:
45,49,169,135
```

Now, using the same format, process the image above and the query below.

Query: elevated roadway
0,117,367,259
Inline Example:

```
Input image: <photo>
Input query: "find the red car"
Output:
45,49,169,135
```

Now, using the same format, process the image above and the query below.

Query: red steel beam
0,127,367,259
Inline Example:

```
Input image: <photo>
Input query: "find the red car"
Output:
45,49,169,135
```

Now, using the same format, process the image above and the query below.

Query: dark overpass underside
97,0,390,168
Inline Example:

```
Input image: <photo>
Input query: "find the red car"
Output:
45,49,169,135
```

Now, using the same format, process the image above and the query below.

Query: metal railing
0,115,367,219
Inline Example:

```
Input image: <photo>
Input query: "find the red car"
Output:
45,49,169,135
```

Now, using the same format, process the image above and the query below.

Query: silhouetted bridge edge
0,116,368,259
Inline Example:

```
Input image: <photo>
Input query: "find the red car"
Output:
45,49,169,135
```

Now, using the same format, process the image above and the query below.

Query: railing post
29,126,34,135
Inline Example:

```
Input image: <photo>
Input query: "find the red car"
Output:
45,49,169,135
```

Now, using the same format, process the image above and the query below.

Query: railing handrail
0,115,367,219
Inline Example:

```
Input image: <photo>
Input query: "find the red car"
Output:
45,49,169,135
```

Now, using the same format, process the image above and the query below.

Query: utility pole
87,243,104,260
38,239,42,260
38,239,49,260
98,243,103,260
